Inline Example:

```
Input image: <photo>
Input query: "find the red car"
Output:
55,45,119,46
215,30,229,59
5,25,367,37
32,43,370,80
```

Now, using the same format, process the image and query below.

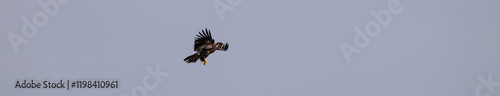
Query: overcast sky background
1,0,500,96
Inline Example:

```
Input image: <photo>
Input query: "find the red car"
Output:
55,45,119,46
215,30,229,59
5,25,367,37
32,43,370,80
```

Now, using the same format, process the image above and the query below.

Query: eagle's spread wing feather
185,28,229,65
194,28,215,51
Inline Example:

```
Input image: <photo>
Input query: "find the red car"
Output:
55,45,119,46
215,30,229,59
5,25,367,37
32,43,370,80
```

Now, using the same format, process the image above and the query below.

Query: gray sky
1,0,500,96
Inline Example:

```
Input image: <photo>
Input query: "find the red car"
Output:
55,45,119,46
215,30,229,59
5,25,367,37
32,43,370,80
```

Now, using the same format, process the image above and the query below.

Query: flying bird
184,28,229,66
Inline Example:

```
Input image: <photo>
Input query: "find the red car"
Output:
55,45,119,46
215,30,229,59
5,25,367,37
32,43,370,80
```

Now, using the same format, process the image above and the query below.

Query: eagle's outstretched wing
194,28,215,51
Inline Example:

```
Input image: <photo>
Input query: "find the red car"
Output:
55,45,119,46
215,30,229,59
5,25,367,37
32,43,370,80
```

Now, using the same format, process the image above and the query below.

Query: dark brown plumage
184,28,228,65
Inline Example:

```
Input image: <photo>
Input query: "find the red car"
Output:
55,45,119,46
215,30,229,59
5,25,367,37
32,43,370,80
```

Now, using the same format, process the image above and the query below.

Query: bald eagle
184,28,229,65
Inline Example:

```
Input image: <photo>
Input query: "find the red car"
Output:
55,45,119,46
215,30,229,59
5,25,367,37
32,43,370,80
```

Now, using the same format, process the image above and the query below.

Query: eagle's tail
184,53,200,63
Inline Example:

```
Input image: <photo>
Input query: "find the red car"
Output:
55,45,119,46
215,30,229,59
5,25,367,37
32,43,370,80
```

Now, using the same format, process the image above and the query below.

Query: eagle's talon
203,59,207,66
183,28,229,66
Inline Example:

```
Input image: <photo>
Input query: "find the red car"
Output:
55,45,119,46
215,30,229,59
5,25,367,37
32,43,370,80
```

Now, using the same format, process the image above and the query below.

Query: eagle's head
215,42,229,51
